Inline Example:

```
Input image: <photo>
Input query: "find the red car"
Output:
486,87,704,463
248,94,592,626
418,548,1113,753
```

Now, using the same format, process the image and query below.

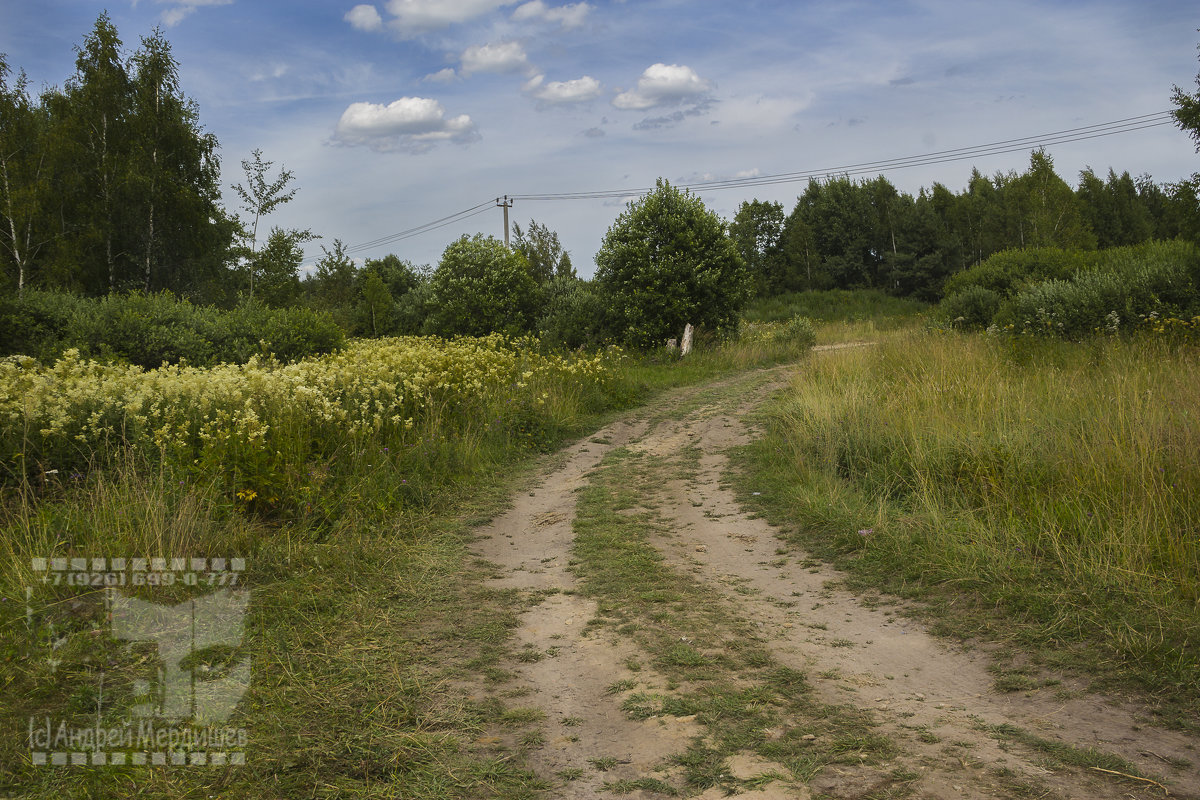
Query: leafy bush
0,290,343,366
594,179,750,349
941,247,1092,299
537,276,604,350
423,235,543,338
0,290,89,362
775,314,817,348
74,292,216,367
937,285,1002,330
995,240,1200,339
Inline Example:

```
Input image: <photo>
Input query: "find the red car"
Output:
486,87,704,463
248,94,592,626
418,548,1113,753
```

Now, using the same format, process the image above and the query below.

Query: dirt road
472,353,1199,799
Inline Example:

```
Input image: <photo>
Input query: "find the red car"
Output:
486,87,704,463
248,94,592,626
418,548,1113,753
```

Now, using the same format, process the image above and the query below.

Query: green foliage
1019,150,1096,250
537,275,603,350
360,269,393,337
248,226,316,307
425,234,542,337
1171,37,1200,169
594,178,750,349
231,148,298,290
0,289,344,367
747,149,1196,304
364,253,422,298
938,285,1002,330
744,289,928,324
1076,168,1153,248
941,247,1092,298
512,219,573,282
309,239,357,310
730,200,785,295
774,314,816,348
0,15,236,299
996,240,1200,338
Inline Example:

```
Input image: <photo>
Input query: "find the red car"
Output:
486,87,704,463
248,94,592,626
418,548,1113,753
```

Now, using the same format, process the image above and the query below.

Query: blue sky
1,0,1197,275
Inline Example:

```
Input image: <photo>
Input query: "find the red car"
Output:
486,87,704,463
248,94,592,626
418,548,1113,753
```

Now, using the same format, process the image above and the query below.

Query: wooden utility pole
496,195,512,247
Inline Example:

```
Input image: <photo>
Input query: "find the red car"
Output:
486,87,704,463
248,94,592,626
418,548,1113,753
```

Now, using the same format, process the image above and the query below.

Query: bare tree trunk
144,82,160,293
0,155,24,296
144,197,154,292
100,113,116,292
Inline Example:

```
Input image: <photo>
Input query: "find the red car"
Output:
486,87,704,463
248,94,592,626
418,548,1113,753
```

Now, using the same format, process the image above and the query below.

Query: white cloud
524,74,603,105
155,0,232,27
345,4,384,32
423,67,458,83
612,63,711,110
332,97,478,153
511,0,591,29
460,41,533,76
249,63,289,82
384,0,518,36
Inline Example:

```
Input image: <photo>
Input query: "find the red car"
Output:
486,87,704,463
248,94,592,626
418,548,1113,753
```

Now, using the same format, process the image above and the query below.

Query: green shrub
937,285,1002,330
776,314,817,348
537,276,603,350
0,290,87,361
424,235,544,338
995,240,1200,339
942,248,1092,299
594,179,750,349
72,292,215,367
0,291,344,366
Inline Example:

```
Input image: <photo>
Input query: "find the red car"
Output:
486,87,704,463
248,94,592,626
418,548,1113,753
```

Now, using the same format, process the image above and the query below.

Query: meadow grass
738,328,1200,725
744,289,928,345
744,289,929,325
0,330,812,798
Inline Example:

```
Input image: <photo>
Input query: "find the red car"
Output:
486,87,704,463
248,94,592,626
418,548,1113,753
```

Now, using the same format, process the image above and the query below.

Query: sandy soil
472,353,1199,799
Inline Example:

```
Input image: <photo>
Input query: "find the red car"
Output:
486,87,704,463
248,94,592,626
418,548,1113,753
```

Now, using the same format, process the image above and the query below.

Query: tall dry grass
747,329,1199,711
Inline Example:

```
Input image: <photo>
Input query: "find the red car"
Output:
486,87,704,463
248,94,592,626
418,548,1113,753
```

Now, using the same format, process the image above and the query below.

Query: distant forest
730,151,1200,301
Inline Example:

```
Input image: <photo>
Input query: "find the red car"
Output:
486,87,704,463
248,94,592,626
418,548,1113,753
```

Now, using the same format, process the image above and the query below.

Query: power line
512,111,1175,201
345,110,1178,253
345,201,495,253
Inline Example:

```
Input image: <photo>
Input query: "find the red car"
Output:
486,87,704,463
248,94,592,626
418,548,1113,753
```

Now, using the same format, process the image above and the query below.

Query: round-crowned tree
424,234,542,337
594,179,750,348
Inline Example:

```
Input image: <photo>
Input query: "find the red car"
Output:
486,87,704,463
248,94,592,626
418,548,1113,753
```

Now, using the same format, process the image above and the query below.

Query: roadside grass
0,331,812,798
1,455,553,799
734,327,1200,730
571,443,895,796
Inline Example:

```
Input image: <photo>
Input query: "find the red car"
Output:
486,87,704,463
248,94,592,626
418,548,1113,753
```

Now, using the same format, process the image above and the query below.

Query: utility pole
496,195,512,248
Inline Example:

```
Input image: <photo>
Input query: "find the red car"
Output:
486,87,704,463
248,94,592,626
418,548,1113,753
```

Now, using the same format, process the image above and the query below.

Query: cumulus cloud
154,0,232,27
332,97,478,153
511,0,591,29
345,4,384,31
524,74,603,105
384,0,518,36
460,41,533,76
612,63,711,111
423,67,458,83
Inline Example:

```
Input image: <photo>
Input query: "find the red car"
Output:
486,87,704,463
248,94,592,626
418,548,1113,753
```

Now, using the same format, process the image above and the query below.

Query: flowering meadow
1,334,626,516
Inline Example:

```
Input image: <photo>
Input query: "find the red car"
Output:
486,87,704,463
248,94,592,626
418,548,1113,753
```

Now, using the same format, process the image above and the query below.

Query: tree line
0,13,235,300
730,151,1200,302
